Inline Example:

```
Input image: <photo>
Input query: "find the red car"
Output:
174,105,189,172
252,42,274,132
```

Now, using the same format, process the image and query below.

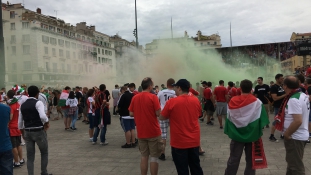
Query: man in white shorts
157,78,176,160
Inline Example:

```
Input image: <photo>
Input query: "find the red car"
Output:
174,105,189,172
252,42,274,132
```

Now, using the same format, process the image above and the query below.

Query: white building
2,2,116,88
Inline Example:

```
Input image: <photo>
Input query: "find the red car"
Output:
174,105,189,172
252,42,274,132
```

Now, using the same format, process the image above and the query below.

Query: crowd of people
0,72,310,175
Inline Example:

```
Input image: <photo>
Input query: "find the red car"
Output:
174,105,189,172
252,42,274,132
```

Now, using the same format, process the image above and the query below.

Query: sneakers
269,135,279,142
89,138,93,142
159,153,166,161
220,126,223,129
211,117,214,121
121,143,132,148
199,118,204,122
21,142,25,146
307,140,310,144
13,162,21,168
19,159,25,165
100,141,109,146
206,121,213,125
92,142,96,145
70,127,77,131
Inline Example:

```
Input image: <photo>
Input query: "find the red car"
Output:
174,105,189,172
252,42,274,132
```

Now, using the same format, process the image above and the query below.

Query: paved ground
13,111,311,175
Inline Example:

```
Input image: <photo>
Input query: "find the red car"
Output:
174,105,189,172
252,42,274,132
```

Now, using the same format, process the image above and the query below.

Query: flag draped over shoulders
224,94,269,143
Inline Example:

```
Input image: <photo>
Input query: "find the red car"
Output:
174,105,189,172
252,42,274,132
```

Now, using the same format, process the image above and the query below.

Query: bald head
283,76,299,90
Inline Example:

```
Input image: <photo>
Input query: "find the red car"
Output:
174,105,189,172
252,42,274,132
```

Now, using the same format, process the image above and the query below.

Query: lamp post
0,0,6,88
134,0,138,49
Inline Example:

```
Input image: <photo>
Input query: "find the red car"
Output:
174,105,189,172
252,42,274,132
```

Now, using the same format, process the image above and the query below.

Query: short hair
120,86,127,92
207,82,212,87
75,86,80,90
228,81,234,87
99,84,106,91
128,83,136,88
83,87,88,91
141,77,153,90
7,90,15,99
295,74,305,83
167,78,175,87
270,81,274,84
275,74,283,80
258,77,263,81
28,86,40,97
219,80,224,85
86,89,95,97
115,84,119,88
306,78,311,85
68,91,75,99
64,86,71,90
283,76,299,89
240,80,253,93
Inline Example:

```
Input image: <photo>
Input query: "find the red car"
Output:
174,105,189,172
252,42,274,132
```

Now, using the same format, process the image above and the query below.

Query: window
11,46,16,55
71,43,76,49
82,36,85,41
44,47,48,55
42,35,49,44
61,64,65,72
102,58,104,63
23,75,32,81
58,39,64,46
59,49,64,57
119,42,123,45
10,11,15,18
65,41,70,48
98,48,100,54
207,42,210,45
105,50,108,55
77,34,81,39
50,38,57,45
22,22,29,29
67,64,71,73
22,35,30,42
102,49,104,54
109,51,112,56
53,63,57,73
11,35,16,44
52,48,56,56
66,51,70,59
49,26,55,31
12,63,17,71
23,61,31,70
23,45,30,54
73,52,76,59
46,62,50,72
214,42,217,45
98,57,101,63
10,23,15,30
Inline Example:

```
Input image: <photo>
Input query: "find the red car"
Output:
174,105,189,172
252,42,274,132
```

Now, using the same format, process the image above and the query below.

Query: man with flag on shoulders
224,79,269,175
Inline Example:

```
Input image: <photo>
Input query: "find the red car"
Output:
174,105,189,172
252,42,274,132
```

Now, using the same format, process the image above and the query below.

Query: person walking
112,84,120,115
66,91,78,130
214,80,229,129
18,86,51,175
160,79,203,175
224,79,269,175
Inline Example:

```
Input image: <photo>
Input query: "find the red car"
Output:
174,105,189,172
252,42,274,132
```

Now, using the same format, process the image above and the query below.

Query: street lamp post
134,0,138,49
0,0,6,88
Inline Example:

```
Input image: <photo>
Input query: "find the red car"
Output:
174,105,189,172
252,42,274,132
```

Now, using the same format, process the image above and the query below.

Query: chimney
36,8,41,14
197,30,202,41
90,25,95,31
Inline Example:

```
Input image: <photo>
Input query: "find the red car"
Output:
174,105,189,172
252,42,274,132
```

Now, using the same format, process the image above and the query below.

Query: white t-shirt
157,89,176,110
88,97,94,113
38,93,48,113
66,98,78,107
283,92,310,141
14,95,28,105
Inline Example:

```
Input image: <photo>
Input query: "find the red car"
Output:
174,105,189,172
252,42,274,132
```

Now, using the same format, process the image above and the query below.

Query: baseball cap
172,79,190,89
201,81,208,85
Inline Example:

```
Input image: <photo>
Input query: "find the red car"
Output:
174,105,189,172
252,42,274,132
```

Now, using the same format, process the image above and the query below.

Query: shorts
204,99,215,114
216,102,227,116
62,108,69,118
120,118,135,132
87,113,95,129
272,107,280,126
83,107,88,117
138,136,163,157
78,105,83,114
159,119,169,139
113,97,119,107
10,136,21,148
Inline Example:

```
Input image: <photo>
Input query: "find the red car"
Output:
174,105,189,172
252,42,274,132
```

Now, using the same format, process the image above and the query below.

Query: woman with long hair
65,91,78,131
86,89,95,141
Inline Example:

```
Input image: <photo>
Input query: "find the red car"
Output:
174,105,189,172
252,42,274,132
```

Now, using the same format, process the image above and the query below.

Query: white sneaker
89,138,93,142
92,142,96,145
21,143,25,146
100,141,108,146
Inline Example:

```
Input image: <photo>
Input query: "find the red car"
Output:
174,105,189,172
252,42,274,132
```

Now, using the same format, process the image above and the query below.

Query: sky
12,0,311,47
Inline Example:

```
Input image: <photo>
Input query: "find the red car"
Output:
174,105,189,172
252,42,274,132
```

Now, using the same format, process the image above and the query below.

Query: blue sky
15,0,311,47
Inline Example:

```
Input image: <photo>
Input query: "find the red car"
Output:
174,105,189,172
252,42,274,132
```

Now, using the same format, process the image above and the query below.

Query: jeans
93,125,107,143
171,146,203,175
24,130,49,175
70,109,78,129
224,140,254,175
0,150,13,175
272,107,280,126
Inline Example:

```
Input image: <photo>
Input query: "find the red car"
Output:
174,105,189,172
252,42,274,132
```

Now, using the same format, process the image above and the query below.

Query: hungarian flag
58,90,69,107
224,94,269,142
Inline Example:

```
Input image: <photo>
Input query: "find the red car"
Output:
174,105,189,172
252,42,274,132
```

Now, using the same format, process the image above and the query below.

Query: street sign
297,43,311,56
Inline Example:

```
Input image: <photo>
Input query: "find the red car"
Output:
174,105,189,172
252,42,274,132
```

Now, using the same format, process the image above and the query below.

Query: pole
135,0,138,49
230,22,232,59
303,55,307,68
171,17,173,39
0,0,6,88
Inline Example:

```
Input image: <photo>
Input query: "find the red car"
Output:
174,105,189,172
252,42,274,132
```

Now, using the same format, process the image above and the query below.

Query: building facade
2,3,116,88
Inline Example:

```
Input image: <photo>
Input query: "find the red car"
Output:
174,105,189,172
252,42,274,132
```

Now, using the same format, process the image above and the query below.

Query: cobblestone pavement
13,111,311,175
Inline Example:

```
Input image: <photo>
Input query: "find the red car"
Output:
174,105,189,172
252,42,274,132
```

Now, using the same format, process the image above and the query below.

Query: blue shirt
0,103,12,152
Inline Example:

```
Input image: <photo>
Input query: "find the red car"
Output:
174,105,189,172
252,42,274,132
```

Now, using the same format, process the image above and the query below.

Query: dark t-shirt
254,84,270,104
270,84,285,108
307,87,311,101
75,91,83,103
105,90,110,102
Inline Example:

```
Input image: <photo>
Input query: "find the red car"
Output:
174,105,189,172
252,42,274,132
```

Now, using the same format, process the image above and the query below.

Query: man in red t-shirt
129,77,163,175
213,80,229,129
7,90,25,167
306,65,311,77
227,81,237,101
160,79,203,175
200,81,215,125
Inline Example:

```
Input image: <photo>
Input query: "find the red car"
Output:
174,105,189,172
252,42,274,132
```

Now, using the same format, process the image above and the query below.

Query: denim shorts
87,113,95,129
120,118,135,132
272,107,279,126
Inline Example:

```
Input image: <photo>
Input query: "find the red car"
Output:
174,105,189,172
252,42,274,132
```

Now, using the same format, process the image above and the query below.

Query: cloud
19,0,311,47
